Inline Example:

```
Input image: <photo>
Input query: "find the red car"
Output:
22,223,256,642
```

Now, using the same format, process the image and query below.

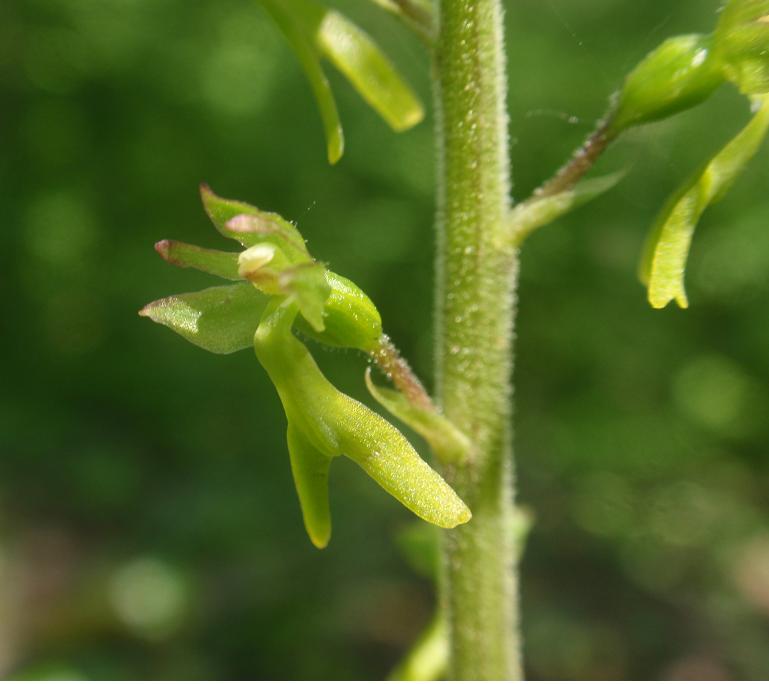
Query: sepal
139,284,267,354
154,240,241,281
200,185,310,259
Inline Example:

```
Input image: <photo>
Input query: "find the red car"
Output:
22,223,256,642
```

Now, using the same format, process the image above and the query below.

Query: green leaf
200,185,310,261
715,0,769,94
365,368,470,464
610,34,725,134
154,240,242,281
509,172,624,245
139,283,267,354
639,95,769,309
253,300,471,547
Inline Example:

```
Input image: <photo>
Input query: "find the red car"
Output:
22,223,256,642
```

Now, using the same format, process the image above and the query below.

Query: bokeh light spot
25,190,97,269
733,535,769,615
672,354,754,437
572,471,635,537
109,557,187,639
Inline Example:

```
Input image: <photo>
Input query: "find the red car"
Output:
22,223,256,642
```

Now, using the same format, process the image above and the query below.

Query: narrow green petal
154,240,242,281
365,368,469,464
287,424,333,549
640,96,769,308
317,11,424,131
139,283,267,354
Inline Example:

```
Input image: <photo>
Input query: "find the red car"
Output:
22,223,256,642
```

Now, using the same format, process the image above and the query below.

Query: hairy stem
433,0,521,678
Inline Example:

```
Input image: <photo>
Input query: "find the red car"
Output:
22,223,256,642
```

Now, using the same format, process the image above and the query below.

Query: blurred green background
2,0,769,678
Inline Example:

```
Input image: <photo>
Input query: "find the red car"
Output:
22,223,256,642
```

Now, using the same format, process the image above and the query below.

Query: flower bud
610,34,725,134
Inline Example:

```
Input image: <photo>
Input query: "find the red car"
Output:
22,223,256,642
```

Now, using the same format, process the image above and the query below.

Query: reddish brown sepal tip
154,240,172,260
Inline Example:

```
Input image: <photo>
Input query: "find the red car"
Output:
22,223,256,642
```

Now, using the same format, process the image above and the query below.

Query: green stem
433,0,521,679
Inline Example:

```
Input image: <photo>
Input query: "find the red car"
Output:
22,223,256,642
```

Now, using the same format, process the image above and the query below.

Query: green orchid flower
141,187,471,548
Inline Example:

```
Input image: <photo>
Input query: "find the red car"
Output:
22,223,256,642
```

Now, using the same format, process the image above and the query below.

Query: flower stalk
433,0,521,678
